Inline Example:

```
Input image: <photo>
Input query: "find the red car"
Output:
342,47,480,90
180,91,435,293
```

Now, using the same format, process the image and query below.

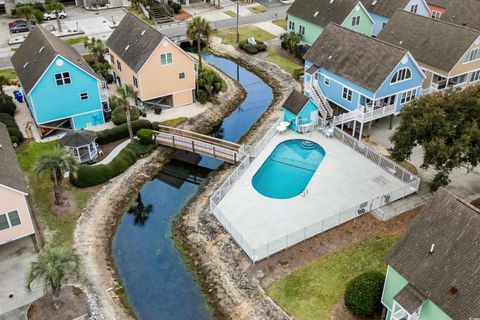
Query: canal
111,53,273,319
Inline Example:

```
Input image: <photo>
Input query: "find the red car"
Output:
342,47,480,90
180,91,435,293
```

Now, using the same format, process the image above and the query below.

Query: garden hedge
239,40,267,54
96,119,152,145
111,106,141,125
136,128,153,145
344,271,385,317
0,94,16,116
0,113,23,144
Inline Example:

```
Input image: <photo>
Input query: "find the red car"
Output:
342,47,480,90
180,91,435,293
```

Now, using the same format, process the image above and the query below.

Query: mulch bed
175,10,192,21
96,138,128,162
27,286,88,320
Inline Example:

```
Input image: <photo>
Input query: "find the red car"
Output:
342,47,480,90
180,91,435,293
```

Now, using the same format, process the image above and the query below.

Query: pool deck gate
153,125,246,164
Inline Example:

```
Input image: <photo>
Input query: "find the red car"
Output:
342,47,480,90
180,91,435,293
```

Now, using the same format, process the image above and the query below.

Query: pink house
0,123,37,247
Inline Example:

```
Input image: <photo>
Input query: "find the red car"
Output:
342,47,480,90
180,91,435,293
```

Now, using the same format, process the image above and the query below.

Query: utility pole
236,0,240,43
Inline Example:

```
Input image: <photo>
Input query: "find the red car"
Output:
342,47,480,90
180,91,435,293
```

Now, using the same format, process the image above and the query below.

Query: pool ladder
301,188,309,197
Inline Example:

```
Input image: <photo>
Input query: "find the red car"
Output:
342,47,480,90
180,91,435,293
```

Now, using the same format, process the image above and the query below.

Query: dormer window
464,48,480,63
391,68,412,83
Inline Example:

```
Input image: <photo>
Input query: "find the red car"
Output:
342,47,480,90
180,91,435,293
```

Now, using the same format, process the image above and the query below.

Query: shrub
344,271,385,317
197,68,224,98
111,106,141,125
108,96,122,111
0,112,23,144
168,0,182,13
239,40,267,54
96,119,152,145
136,128,153,145
0,94,16,116
127,140,155,157
196,89,208,104
293,67,304,80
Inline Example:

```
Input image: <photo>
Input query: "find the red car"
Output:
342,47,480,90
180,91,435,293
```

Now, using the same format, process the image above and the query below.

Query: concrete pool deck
216,129,410,260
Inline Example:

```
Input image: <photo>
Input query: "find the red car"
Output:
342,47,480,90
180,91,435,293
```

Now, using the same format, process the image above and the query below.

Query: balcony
333,103,396,125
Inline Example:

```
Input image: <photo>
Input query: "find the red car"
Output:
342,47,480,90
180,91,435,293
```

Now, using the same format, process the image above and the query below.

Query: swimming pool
252,139,325,199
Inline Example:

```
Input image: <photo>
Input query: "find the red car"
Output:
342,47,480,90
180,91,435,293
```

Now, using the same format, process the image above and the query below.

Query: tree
344,271,385,317
26,246,80,310
116,84,138,143
34,147,78,205
187,16,212,71
280,32,302,56
390,85,480,192
15,5,42,30
45,0,65,33
83,37,108,63
0,75,9,94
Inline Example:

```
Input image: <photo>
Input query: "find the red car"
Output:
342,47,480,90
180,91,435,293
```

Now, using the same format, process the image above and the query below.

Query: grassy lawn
17,140,95,248
63,36,88,46
0,68,18,82
388,156,418,175
248,4,267,14
214,25,276,46
268,236,397,320
224,10,236,17
265,53,302,75
127,7,155,25
157,117,188,127
272,18,287,30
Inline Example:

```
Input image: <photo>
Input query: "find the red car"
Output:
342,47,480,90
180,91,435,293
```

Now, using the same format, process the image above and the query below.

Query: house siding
381,266,409,310
370,1,429,36
287,15,324,46
28,56,104,128
371,13,390,36
0,186,34,245
450,39,480,83
284,100,318,131
342,3,374,36
405,0,430,17
109,50,139,94
428,4,446,18
419,301,452,320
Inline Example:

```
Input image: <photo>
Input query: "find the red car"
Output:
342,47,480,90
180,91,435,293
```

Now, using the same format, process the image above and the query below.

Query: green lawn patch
268,236,397,320
248,4,267,14
0,68,18,82
265,53,302,75
388,156,418,175
63,36,88,46
214,25,276,46
127,7,155,25
157,117,189,127
272,18,287,30
224,10,236,17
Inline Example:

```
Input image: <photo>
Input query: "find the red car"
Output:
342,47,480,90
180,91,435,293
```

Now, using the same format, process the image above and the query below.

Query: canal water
111,53,273,320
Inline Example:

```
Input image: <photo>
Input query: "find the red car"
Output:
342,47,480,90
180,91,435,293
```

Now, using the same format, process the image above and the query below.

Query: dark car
10,24,32,33
9,19,36,28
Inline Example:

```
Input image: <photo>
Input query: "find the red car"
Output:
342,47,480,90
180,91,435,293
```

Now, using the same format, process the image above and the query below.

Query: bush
108,96,122,111
168,0,182,13
127,140,155,157
239,40,267,54
111,106,141,125
293,67,304,80
344,271,385,317
96,119,152,145
0,94,16,116
197,68,225,98
0,112,23,144
104,73,114,84
196,89,208,104
136,128,153,145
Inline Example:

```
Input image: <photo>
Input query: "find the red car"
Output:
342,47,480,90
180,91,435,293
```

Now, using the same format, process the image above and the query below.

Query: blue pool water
252,140,325,199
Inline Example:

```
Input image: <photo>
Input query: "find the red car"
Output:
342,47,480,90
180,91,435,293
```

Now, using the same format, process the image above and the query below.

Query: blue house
303,23,425,138
11,27,108,137
283,90,319,132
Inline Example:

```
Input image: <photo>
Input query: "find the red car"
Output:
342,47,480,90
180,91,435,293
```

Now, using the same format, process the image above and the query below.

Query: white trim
0,184,28,196
342,86,353,102
25,56,57,95
390,67,412,85
319,71,374,98
37,108,104,125
375,85,421,100
419,0,432,14
381,265,392,309
342,1,376,25
140,87,196,102
160,52,173,66
54,71,72,86
448,38,480,77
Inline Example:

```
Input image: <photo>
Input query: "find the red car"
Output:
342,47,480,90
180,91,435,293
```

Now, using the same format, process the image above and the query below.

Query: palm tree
128,193,153,226
15,5,42,30
26,246,80,310
34,147,78,206
83,37,108,63
116,84,138,143
45,0,65,33
187,16,212,71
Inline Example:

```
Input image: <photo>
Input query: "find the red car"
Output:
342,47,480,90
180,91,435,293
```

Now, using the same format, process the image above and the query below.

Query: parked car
43,10,66,20
9,20,35,28
10,24,31,33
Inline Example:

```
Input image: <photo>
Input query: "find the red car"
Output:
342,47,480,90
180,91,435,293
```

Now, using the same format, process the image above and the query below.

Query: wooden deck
153,125,245,164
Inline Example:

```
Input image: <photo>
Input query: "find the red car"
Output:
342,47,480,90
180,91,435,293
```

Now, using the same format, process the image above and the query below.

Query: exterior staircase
305,82,333,121
147,0,174,24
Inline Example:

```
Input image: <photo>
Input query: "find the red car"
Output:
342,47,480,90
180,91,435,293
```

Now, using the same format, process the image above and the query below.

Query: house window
352,16,361,26
110,53,115,64
342,87,353,102
401,89,417,104
464,48,480,63
161,53,173,65
179,72,185,80
133,76,138,88
471,70,480,82
0,211,21,230
299,25,305,35
288,21,295,30
80,92,89,100
117,61,122,71
410,4,418,13
432,11,441,19
391,68,412,83
55,72,71,86
324,77,330,86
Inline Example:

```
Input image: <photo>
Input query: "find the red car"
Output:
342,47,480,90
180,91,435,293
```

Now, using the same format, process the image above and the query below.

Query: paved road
0,5,288,69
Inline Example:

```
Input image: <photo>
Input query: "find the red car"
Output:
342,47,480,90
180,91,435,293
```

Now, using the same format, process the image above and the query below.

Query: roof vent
141,30,146,36
328,55,333,60
125,45,130,51
313,11,319,17
428,243,435,255
39,46,44,54
399,40,403,45
23,62,29,69
0,144,3,150
372,0,377,5
329,0,334,4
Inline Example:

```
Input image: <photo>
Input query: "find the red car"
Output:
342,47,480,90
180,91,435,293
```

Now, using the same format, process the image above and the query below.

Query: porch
421,73,467,95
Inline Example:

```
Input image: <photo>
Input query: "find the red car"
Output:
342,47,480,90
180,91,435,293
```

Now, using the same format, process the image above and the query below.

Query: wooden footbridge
153,125,246,164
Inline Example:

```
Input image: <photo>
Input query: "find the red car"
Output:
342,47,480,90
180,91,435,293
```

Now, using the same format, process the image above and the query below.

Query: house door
310,110,319,126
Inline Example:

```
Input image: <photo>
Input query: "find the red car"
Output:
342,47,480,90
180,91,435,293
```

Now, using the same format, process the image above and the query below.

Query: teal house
283,90,319,132
286,0,375,45
11,26,108,138
381,188,480,320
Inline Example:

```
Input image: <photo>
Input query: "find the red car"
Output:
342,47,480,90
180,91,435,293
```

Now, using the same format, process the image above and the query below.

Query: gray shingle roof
287,0,366,29
106,12,165,73
378,10,479,72
387,188,480,320
393,284,426,313
426,0,453,8
283,90,309,115
11,26,99,95
440,0,480,31
365,0,411,18
304,23,407,93
60,130,96,148
0,123,27,193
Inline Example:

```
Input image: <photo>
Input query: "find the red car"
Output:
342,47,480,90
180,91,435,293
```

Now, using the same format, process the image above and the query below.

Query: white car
43,10,66,20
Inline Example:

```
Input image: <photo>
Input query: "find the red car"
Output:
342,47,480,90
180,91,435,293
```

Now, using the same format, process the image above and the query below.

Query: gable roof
11,26,100,95
365,0,411,18
427,0,453,8
283,90,310,115
440,0,480,31
287,0,372,29
106,12,166,73
378,10,479,72
387,188,480,320
304,23,408,93
0,123,27,194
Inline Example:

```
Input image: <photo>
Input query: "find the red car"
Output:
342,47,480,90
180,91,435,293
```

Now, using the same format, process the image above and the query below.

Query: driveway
0,237,43,317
